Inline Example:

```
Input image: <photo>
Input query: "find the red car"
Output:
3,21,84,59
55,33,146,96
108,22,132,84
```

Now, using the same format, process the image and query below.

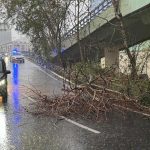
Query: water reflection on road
0,61,22,149
11,63,21,124
0,104,8,150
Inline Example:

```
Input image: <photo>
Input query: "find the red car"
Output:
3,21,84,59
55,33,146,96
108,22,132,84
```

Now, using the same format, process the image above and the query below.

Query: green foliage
139,92,150,107
111,74,150,107
69,61,112,85
2,0,71,58
0,1,6,21
74,62,101,77
139,81,150,106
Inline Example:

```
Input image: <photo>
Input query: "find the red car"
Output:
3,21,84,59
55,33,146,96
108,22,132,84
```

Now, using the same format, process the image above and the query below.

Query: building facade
0,23,12,45
0,40,32,53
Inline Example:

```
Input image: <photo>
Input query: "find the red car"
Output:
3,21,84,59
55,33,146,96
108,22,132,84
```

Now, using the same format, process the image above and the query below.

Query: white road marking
24,95,100,134
22,94,36,102
113,104,150,117
37,67,58,81
50,70,73,84
35,64,70,88
31,60,73,84
60,116,100,134
27,59,73,87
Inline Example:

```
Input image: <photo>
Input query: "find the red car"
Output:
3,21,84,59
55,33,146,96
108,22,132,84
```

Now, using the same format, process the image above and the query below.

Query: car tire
1,86,8,103
2,92,8,103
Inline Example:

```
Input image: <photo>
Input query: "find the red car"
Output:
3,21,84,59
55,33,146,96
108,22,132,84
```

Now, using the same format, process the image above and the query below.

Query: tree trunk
77,0,84,62
112,0,137,79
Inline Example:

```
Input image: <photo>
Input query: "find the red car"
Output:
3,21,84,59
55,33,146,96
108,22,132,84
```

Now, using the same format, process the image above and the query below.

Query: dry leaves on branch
23,81,149,121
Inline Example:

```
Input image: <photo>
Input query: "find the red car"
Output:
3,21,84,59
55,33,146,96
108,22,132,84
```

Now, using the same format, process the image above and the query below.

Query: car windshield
12,52,22,56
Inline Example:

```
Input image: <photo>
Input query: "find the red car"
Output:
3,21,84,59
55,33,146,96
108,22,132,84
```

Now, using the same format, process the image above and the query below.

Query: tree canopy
3,0,73,58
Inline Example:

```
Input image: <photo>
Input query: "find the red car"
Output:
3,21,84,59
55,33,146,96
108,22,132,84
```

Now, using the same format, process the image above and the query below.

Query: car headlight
0,80,5,86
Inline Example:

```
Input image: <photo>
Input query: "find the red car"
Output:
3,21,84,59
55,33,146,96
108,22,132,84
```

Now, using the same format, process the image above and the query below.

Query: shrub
139,92,150,107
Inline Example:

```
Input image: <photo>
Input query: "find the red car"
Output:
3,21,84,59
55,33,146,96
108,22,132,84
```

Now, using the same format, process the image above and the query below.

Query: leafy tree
3,0,71,62
2,0,91,62
0,0,6,22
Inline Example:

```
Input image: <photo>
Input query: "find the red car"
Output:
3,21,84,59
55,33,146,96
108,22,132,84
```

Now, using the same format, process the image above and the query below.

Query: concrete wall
100,40,150,77
119,51,150,77
101,50,150,77
0,41,31,53
119,40,150,77
105,47,119,68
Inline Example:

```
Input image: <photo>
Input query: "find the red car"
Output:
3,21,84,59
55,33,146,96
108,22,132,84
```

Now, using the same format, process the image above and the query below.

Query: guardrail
63,0,112,39
27,52,64,73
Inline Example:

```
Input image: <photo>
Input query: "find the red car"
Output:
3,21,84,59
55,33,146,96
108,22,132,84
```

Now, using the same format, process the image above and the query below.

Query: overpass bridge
60,0,150,67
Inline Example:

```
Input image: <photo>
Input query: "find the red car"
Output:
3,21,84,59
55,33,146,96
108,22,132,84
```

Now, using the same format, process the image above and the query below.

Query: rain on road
0,58,150,150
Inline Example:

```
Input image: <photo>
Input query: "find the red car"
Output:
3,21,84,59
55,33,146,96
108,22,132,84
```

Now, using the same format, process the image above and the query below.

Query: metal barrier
28,53,64,73
63,0,112,39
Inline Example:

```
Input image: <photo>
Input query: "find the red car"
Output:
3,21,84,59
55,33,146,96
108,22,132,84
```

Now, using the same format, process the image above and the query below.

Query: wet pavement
0,57,150,150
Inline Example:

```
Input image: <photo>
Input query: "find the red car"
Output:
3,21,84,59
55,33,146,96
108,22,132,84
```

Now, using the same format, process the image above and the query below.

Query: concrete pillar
101,57,105,69
104,47,119,68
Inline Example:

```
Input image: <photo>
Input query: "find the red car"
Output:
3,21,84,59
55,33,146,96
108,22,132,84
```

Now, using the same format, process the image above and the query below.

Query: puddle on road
0,104,9,150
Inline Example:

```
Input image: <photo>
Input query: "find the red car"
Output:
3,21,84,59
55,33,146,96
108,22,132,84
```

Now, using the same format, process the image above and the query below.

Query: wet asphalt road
0,57,150,150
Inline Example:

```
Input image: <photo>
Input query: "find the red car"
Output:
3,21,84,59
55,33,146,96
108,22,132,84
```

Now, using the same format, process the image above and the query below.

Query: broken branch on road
23,72,150,121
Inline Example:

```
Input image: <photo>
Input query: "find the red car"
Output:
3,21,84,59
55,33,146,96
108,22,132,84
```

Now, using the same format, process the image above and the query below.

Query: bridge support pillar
104,47,119,69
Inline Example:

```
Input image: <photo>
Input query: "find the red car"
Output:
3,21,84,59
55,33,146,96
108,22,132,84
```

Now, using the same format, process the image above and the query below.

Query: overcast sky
11,28,27,41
